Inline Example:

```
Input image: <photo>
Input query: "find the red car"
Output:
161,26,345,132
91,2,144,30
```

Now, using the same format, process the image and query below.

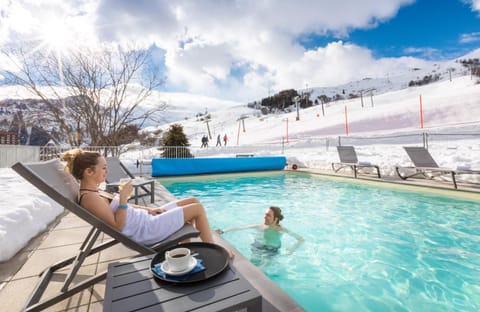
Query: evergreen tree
160,124,193,158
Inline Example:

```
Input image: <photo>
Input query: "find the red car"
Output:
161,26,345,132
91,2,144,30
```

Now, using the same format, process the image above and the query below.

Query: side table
103,254,262,312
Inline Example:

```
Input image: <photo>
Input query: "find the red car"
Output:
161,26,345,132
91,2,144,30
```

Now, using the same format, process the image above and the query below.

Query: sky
1,73,480,262
1,0,480,103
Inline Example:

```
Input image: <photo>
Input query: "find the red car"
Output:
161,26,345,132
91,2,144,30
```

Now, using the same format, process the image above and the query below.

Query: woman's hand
148,207,166,216
119,180,133,203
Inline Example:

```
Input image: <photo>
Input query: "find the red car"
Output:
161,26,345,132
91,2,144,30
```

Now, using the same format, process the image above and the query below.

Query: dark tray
150,242,229,284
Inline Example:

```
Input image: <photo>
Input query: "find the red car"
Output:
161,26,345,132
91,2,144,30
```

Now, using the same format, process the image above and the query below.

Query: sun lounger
12,159,199,312
105,156,155,204
105,156,138,182
331,146,381,178
395,146,480,189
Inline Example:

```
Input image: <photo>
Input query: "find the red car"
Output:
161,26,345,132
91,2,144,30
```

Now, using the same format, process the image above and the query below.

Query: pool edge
297,169,480,202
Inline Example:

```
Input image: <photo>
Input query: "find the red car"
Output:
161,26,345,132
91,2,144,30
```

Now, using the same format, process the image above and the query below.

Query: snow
0,169,64,261
1,75,480,262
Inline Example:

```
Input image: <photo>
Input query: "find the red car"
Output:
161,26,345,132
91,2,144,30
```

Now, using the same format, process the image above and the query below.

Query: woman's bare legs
182,203,214,243
133,196,233,255
182,202,234,258
176,197,200,206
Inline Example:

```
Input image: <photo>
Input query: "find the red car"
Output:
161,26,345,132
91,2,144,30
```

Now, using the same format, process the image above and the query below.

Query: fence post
419,95,424,129
422,132,429,149
139,147,144,177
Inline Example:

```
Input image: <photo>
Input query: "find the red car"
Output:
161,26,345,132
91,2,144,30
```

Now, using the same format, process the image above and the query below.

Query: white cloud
88,0,419,101
403,47,441,59
460,32,480,43
165,42,233,93
467,0,480,11
274,41,431,90
0,0,436,102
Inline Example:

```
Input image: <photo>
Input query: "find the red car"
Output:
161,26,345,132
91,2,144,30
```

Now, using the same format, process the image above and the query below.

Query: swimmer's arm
215,224,260,234
282,227,305,254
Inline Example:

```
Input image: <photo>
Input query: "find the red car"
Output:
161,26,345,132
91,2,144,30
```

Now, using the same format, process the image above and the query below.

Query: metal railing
0,145,123,168
1,129,479,168
306,130,480,150
38,146,122,161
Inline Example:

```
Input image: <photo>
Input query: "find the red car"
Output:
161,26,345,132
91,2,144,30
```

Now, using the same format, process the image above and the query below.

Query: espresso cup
165,247,191,271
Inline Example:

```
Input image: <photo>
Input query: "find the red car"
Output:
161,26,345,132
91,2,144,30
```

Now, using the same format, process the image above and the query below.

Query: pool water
160,172,480,312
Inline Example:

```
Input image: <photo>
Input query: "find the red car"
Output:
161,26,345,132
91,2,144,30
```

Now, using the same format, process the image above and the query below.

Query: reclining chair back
404,147,439,168
106,156,135,183
337,146,358,163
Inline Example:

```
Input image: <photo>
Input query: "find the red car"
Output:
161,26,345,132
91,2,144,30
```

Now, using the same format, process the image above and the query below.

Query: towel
152,258,205,281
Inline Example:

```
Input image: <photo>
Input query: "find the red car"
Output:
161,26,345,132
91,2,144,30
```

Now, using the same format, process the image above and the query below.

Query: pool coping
296,168,480,201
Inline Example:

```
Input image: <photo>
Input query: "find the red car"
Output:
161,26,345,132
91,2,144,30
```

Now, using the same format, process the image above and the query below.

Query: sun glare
41,20,72,55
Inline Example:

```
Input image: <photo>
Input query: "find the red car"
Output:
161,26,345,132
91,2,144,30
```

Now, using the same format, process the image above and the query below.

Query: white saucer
160,257,197,276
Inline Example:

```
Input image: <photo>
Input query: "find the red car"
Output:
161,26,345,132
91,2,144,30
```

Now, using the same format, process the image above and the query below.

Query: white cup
165,247,191,271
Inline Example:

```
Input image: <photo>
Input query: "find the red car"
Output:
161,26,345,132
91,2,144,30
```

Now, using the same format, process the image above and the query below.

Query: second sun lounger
105,156,155,204
331,146,381,178
395,146,480,189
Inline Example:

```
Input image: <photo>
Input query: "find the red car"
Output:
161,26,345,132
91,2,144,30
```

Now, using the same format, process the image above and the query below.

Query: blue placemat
152,259,205,281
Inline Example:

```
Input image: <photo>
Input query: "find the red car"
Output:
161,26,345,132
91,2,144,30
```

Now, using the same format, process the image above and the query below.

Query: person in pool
61,148,233,257
216,206,304,255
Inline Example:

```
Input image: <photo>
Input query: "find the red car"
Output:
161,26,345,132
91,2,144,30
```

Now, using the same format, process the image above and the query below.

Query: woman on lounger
61,149,223,250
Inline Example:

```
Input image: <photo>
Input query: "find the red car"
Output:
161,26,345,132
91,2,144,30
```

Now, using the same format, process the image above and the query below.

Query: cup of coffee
165,247,191,271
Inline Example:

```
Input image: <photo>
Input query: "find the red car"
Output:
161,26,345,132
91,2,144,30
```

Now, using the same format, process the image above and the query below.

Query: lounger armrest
456,169,480,174
414,166,454,172
358,161,372,166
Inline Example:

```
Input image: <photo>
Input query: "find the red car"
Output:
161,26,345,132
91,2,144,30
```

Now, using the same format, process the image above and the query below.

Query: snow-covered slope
154,75,480,146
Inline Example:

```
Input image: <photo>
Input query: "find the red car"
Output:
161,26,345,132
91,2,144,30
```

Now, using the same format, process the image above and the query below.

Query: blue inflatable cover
151,156,287,177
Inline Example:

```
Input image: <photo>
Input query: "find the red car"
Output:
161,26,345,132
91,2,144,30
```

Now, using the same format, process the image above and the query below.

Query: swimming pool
159,172,480,312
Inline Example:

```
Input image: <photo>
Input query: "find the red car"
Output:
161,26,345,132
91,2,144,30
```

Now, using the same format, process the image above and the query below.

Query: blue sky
0,0,479,102
299,0,480,60
349,0,480,59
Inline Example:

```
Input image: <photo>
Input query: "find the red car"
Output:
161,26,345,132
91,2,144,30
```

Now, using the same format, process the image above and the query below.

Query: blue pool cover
151,156,287,177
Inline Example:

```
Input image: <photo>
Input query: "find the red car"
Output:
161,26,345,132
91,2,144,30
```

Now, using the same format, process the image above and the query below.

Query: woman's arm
84,182,134,230
281,227,305,255
216,224,260,234
100,189,161,215
82,193,128,231
129,203,163,215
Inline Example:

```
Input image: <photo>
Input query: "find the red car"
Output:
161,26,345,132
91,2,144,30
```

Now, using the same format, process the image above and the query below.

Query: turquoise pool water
160,172,480,312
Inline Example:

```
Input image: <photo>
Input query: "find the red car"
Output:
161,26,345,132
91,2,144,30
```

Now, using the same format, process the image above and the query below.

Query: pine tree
160,124,193,158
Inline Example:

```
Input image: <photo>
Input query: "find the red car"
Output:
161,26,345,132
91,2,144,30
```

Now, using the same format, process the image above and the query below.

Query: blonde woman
61,149,227,252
